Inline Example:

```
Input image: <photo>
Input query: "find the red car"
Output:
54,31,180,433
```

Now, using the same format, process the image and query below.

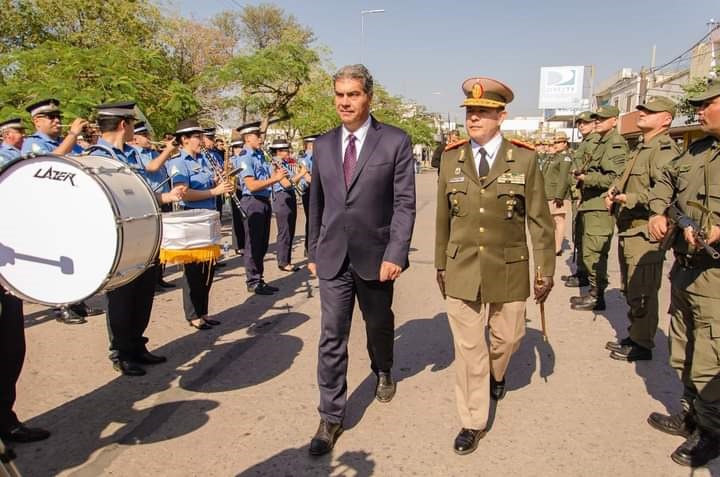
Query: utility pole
708,19,719,79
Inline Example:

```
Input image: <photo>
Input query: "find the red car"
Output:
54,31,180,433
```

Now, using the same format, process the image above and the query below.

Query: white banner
538,66,586,110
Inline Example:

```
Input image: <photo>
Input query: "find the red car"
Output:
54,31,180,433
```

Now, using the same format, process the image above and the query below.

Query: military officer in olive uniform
604,97,680,362
435,77,555,455
571,105,628,310
646,80,720,468
542,131,573,255
563,112,600,287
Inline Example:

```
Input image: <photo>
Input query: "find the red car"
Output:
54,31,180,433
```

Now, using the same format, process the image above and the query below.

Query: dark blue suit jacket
308,116,416,281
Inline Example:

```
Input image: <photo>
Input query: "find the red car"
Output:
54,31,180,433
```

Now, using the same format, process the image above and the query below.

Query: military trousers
668,263,720,436
618,234,664,349
446,296,526,430
579,211,614,292
572,202,587,277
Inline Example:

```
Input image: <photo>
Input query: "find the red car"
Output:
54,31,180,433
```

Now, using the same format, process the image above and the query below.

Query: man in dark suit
307,64,416,456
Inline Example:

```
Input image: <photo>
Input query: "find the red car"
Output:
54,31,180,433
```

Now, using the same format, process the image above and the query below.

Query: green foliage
678,67,720,123
287,70,339,136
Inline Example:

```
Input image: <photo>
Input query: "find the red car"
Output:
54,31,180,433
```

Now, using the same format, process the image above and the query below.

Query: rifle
662,202,720,259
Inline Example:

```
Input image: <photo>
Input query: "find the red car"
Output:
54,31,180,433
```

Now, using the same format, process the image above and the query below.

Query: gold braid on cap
461,83,506,108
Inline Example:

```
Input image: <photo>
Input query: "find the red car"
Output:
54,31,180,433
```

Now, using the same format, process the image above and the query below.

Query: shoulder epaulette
509,138,535,150
444,139,469,152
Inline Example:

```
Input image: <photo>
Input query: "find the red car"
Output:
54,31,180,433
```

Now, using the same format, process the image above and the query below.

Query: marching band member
90,101,185,376
0,118,25,165
167,119,233,330
269,139,305,272
229,137,246,256
234,122,287,295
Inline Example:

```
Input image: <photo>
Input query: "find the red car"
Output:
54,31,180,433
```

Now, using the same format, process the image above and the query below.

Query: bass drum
0,154,161,306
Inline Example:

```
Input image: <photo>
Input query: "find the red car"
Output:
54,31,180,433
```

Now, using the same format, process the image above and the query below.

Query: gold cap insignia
471,83,484,100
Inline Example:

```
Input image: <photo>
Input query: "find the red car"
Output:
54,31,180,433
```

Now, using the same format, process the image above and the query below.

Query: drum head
0,155,119,305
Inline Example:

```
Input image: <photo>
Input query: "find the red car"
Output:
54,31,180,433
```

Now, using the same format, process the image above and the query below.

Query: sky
164,0,718,123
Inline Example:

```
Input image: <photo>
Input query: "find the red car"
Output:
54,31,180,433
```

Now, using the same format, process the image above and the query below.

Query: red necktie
343,134,357,189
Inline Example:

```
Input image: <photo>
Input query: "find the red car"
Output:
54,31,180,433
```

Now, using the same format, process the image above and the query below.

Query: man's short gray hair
333,64,374,96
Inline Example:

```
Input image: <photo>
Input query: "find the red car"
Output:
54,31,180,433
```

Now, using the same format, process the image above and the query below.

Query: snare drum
0,154,161,305
159,209,221,264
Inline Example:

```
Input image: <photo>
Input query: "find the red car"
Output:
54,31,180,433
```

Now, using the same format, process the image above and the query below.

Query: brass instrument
201,144,247,220
270,156,303,194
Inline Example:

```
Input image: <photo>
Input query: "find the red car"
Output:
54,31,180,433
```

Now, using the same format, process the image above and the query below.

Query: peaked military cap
96,101,137,119
230,139,244,147
0,117,24,131
26,98,61,117
688,78,720,105
134,121,149,134
460,77,514,108
174,118,204,135
575,111,596,123
553,131,569,142
236,121,261,136
637,96,677,117
594,105,620,119
268,138,291,150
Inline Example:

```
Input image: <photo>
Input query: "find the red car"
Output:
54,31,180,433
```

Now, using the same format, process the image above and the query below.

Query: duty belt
674,252,720,269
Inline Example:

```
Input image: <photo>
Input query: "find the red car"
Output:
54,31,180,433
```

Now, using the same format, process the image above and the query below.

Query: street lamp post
361,9,385,63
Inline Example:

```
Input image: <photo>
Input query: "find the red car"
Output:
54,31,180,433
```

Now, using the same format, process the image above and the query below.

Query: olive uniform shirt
542,151,573,201
578,128,628,214
435,138,555,303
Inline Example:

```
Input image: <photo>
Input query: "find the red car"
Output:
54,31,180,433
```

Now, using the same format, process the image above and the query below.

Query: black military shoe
609,343,652,361
569,294,588,305
490,375,506,400
453,428,486,455
260,281,279,292
113,360,146,376
135,351,167,365
571,294,605,311
671,428,720,467
54,307,87,325
606,336,633,352
248,283,274,295
375,372,396,403
564,276,590,287
1,424,51,443
309,420,343,456
560,273,577,282
648,409,695,437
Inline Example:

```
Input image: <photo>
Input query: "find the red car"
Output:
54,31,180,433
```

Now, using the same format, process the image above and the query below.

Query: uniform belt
674,252,720,269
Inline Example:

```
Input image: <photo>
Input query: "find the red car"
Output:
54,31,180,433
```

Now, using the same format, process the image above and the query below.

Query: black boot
648,408,695,438
571,289,605,311
671,428,720,467
564,275,590,287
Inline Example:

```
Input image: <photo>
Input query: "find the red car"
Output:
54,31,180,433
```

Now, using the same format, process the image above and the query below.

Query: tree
287,69,339,137
236,3,314,50
678,68,720,123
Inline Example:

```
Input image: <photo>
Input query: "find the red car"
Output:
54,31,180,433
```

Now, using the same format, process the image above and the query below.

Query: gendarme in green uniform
572,105,628,310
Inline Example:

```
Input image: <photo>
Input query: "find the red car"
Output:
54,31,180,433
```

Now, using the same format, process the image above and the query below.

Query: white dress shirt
341,115,372,162
470,132,503,175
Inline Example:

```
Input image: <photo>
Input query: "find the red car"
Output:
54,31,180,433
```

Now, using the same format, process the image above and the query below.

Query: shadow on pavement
15,265,315,475
507,328,555,392
237,447,375,477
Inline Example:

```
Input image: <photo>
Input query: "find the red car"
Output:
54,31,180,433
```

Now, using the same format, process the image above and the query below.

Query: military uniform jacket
649,136,720,263
435,138,555,303
572,132,601,171
614,132,680,235
542,152,573,200
578,129,628,212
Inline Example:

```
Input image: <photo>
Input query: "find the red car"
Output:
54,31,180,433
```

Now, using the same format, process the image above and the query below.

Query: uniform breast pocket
447,181,469,217
496,183,526,218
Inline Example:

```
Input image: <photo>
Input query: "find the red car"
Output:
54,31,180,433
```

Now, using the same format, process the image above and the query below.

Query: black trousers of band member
241,195,271,287
156,203,174,284
0,286,24,433
317,259,395,424
215,196,224,220
231,191,246,253
182,262,216,320
301,190,310,253
273,189,297,267
106,265,157,362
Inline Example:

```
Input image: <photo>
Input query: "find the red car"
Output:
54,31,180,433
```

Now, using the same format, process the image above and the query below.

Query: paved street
11,171,720,476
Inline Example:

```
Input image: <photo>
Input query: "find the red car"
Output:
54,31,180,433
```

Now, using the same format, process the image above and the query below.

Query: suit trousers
446,297,526,429
272,190,297,267
106,265,156,361
182,262,216,320
317,261,395,424
241,195,271,286
0,286,24,433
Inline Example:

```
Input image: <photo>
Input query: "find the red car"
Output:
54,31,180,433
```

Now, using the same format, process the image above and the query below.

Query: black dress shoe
671,428,720,467
375,372,396,403
260,281,279,292
72,302,103,317
490,376,506,400
648,409,695,437
113,360,146,376
453,428,486,455
571,294,605,311
309,420,343,456
1,424,51,443
135,351,167,365
606,336,633,352
203,318,221,326
157,279,175,289
565,276,590,287
609,343,652,362
215,262,227,268
560,273,576,282
54,308,87,325
248,283,274,295
189,320,212,330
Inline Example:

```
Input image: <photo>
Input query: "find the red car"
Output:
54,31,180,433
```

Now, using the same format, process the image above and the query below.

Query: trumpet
271,157,304,194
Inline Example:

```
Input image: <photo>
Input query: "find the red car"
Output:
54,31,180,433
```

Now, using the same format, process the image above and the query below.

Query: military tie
343,133,357,189
477,146,490,179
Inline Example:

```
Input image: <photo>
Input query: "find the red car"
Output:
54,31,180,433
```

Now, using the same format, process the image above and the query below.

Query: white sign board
538,66,586,110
